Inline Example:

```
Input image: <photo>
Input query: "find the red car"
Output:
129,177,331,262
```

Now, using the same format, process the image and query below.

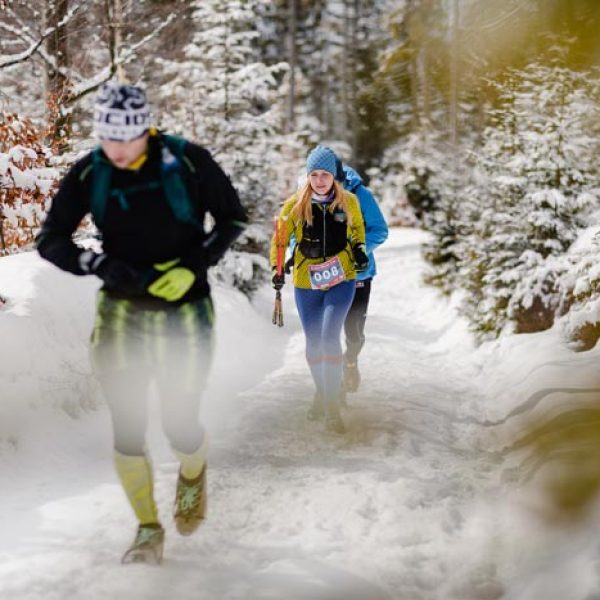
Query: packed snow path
0,229,546,600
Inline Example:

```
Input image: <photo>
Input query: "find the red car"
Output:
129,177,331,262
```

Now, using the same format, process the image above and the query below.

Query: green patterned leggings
90,291,215,456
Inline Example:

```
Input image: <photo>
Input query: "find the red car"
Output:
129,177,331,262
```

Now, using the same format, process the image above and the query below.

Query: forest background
1,0,600,346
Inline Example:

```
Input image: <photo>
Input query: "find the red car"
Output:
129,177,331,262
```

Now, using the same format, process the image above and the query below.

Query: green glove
147,266,196,302
153,258,181,272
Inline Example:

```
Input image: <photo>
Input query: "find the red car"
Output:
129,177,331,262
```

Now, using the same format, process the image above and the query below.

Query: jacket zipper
322,204,326,260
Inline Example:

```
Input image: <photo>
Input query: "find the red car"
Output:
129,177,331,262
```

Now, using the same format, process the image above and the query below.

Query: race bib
308,256,346,290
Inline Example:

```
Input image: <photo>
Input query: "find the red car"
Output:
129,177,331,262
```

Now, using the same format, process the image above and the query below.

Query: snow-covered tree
0,0,184,144
457,57,600,338
157,0,287,292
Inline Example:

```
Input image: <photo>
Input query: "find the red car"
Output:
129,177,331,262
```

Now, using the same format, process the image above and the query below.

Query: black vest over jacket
298,202,348,259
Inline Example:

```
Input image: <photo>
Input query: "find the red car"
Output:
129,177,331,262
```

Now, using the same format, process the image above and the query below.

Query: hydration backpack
79,134,201,229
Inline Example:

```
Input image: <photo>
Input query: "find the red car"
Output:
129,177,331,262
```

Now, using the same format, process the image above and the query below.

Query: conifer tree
157,0,287,292
460,56,600,337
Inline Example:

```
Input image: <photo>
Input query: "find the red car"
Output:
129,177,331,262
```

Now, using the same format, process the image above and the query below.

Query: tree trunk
408,2,430,137
224,8,231,123
449,0,460,147
286,0,297,133
348,0,359,161
44,0,71,150
113,0,126,82
105,0,127,82
340,1,350,141
416,45,430,135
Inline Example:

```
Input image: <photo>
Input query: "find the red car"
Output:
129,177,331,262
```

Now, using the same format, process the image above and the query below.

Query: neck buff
311,189,335,204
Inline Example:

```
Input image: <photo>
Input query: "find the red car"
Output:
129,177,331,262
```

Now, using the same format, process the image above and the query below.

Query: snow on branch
68,11,179,103
478,1,532,32
0,1,91,70
0,113,60,255
0,37,46,70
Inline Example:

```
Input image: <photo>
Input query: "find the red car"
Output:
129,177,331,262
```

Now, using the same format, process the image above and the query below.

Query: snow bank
0,253,99,452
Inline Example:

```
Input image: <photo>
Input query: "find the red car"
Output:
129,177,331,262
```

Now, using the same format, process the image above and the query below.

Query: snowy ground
1,228,600,600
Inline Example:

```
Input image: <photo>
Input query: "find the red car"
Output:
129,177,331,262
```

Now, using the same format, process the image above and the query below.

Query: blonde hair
291,179,351,227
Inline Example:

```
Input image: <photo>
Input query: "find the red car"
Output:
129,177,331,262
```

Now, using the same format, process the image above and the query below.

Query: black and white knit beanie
93,82,151,142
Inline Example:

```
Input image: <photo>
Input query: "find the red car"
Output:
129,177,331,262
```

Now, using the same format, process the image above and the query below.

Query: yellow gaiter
114,452,159,525
175,438,208,480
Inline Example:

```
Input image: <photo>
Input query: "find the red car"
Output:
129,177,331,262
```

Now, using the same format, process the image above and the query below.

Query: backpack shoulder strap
161,134,196,173
158,134,201,228
81,136,201,230
84,147,112,228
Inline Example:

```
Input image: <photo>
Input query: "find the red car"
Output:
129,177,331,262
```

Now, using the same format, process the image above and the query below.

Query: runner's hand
147,267,196,302
79,251,146,294
271,268,285,290
352,243,369,272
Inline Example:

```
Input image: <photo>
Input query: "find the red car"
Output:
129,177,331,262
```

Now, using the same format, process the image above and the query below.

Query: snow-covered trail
0,229,504,600
203,229,499,600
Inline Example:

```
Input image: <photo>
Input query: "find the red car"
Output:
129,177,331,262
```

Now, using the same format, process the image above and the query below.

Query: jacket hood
342,165,363,192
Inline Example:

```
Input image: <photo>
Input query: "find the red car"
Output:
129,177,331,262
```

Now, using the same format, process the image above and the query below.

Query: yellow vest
270,191,365,290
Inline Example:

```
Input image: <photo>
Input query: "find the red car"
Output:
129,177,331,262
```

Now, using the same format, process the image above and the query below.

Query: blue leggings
294,281,356,406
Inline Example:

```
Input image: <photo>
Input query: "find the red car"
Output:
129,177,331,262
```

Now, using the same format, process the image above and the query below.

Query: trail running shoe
307,392,325,420
174,465,207,536
121,522,164,565
325,404,346,434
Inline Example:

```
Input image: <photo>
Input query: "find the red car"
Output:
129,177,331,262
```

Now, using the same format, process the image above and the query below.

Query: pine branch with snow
157,0,288,294
438,57,600,340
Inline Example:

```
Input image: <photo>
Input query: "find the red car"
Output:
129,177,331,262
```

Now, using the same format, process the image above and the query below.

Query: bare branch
0,1,90,70
478,1,531,32
1,4,39,42
68,11,179,104
0,20,36,45
0,35,46,69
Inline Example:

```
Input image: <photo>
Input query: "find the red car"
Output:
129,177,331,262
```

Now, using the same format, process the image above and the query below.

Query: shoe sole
122,542,164,565
175,516,205,536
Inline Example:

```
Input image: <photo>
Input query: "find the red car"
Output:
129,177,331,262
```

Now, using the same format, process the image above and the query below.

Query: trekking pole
272,290,283,327
272,218,284,327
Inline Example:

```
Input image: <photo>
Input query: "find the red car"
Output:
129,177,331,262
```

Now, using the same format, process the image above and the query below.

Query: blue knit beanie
306,145,337,176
